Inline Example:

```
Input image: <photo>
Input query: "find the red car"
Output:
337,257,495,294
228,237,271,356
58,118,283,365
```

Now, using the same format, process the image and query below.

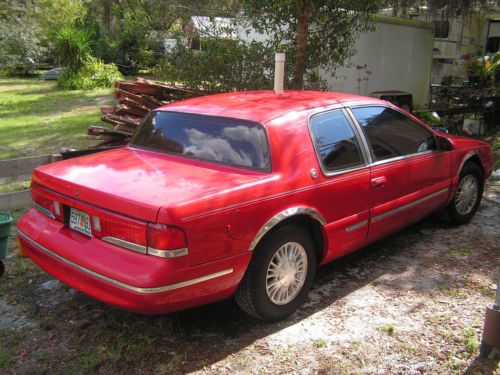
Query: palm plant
55,28,92,71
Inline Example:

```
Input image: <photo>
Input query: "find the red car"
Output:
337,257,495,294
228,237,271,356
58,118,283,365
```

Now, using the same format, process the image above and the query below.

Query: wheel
235,225,317,321
447,162,484,225
0,261,4,277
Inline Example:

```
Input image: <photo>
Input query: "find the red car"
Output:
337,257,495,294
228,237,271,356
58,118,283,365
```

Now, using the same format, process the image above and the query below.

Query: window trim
307,108,370,177
345,104,439,167
129,110,273,173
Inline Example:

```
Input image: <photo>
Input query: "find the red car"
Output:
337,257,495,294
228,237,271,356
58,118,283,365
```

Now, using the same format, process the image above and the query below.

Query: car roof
158,90,384,124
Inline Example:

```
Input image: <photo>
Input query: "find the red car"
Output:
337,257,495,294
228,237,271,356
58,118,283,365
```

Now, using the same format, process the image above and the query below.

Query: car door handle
371,176,387,188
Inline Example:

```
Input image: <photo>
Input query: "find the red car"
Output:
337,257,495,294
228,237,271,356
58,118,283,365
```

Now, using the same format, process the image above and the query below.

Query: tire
447,162,484,225
0,261,4,277
235,225,317,321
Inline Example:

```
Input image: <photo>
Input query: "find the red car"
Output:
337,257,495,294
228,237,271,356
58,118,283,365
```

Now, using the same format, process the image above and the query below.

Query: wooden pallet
89,77,211,146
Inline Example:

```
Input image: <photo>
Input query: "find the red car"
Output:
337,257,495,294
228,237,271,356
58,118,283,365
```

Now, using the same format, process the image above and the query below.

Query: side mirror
433,127,449,134
437,136,453,151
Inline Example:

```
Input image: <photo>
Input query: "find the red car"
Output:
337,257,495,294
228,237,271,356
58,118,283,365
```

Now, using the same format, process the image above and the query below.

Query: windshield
130,111,271,171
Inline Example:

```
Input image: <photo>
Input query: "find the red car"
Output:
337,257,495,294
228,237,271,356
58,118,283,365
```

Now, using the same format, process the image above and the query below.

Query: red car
17,91,493,320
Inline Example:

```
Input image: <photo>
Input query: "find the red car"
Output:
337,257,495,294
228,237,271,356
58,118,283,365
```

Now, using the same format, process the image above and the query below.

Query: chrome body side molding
345,220,368,232
248,207,326,251
17,229,231,294
371,188,449,223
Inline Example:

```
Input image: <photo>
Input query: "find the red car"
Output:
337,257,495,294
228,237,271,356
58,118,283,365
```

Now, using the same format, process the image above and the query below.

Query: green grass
0,77,113,160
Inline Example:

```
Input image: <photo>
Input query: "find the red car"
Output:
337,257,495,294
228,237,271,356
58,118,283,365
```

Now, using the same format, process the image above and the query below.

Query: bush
83,16,160,75
0,21,45,77
55,28,92,71
58,58,122,90
415,111,442,127
156,39,276,92
156,38,328,92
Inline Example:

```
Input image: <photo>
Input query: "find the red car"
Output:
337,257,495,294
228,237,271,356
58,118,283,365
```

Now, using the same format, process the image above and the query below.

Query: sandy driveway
0,183,498,374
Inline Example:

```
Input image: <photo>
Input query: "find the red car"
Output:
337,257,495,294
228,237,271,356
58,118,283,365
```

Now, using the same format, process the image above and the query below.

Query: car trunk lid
32,146,269,223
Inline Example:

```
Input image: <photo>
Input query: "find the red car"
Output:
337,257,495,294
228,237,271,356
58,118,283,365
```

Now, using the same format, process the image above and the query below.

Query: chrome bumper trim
102,237,188,258
148,247,188,258
17,229,232,294
33,202,55,220
371,188,449,223
102,236,147,254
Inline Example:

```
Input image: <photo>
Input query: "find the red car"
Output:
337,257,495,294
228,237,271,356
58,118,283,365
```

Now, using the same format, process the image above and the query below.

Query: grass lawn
0,77,113,161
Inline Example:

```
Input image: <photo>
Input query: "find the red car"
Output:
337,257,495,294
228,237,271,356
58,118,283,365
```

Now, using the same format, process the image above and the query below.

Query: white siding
319,21,434,108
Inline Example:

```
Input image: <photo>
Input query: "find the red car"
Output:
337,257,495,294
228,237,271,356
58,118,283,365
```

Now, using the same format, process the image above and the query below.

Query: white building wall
319,20,434,108
237,17,434,108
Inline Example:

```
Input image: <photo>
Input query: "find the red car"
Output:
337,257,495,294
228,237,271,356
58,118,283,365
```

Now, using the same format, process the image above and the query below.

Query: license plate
69,208,92,237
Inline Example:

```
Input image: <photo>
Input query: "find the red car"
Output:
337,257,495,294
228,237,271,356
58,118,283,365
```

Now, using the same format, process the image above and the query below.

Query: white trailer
319,15,434,110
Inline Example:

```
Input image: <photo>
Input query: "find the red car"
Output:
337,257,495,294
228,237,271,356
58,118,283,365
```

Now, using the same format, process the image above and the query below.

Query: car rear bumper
17,209,250,314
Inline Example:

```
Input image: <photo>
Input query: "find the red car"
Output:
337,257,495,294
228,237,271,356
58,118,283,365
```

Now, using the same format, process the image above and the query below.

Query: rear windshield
130,111,271,171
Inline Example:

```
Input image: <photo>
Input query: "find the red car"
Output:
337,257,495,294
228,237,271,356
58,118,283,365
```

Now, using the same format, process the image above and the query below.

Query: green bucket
0,212,13,260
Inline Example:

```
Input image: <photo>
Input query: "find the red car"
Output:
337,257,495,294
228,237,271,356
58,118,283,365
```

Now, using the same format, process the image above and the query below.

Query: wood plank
140,94,165,107
114,124,137,134
87,135,123,141
88,125,131,136
105,114,142,127
0,154,62,179
0,190,31,210
115,104,149,117
115,81,163,96
100,106,115,114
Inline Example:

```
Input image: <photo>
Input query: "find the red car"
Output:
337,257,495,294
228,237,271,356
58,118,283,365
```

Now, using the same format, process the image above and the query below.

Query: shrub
156,39,276,92
58,58,122,90
55,28,92,71
415,111,442,127
0,21,45,77
84,16,159,75
156,37,328,92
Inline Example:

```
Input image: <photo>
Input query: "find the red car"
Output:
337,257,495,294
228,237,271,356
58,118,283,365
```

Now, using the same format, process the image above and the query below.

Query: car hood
32,147,274,222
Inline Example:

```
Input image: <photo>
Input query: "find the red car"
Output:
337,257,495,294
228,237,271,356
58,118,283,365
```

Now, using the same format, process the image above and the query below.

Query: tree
241,0,384,89
0,0,46,74
37,0,86,37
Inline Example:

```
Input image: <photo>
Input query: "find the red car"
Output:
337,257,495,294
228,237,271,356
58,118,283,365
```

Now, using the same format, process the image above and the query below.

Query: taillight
147,223,188,258
31,188,64,222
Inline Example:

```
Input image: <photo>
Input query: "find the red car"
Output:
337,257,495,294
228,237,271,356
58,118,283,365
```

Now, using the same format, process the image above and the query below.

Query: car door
348,105,451,242
308,109,371,261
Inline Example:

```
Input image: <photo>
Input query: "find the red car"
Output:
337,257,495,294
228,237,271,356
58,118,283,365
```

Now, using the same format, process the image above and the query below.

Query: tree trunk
103,0,114,32
291,0,310,90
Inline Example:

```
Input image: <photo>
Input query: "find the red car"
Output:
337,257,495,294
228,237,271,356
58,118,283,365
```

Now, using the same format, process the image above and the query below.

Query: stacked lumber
88,77,209,146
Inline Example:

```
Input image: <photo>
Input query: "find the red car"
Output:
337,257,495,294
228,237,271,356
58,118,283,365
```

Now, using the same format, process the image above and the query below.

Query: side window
351,106,436,162
309,110,364,172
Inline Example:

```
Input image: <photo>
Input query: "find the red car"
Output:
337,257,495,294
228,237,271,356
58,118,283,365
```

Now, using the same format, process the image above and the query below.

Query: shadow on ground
2,197,498,374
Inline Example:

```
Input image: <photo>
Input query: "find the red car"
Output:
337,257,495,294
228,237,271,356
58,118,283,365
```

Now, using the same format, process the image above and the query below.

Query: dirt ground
0,181,499,375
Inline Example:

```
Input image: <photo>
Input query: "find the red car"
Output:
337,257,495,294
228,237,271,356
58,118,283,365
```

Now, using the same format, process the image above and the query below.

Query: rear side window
131,111,271,171
309,110,364,172
351,106,436,162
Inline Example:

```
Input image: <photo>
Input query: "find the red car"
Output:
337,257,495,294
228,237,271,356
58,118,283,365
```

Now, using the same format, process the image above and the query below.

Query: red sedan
17,91,493,320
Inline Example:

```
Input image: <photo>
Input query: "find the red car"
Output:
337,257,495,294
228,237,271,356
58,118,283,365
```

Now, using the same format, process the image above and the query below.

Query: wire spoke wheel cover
455,174,479,215
266,241,308,305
